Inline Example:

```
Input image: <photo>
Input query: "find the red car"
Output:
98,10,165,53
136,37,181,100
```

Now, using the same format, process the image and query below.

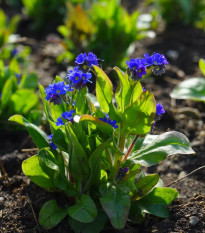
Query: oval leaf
67,195,97,223
136,187,178,218
39,200,67,230
22,155,55,189
170,77,205,102
100,186,131,229
131,131,195,166
94,65,113,113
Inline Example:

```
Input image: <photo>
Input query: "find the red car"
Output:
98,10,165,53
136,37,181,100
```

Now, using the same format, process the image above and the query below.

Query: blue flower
74,52,101,67
56,117,65,126
99,114,118,129
45,81,73,105
75,53,87,65
68,67,82,84
126,58,147,80
11,48,18,57
66,67,92,88
156,103,165,115
61,110,75,121
144,53,168,75
81,72,92,84
86,52,99,67
152,53,168,66
48,134,57,150
56,110,75,126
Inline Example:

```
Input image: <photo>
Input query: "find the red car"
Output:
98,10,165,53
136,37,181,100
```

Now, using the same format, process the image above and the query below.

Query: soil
0,2,205,233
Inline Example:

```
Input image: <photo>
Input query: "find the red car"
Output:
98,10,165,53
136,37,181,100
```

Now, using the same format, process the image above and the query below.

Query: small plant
147,0,205,29
0,57,41,125
57,0,143,68
171,59,205,102
10,52,195,232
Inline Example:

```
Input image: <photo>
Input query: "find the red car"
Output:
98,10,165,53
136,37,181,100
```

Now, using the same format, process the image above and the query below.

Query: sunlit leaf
170,77,205,102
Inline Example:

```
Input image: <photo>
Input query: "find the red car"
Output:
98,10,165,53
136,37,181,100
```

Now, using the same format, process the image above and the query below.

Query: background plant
171,58,205,102
9,52,195,232
21,0,86,32
146,0,205,30
0,57,41,125
57,0,144,68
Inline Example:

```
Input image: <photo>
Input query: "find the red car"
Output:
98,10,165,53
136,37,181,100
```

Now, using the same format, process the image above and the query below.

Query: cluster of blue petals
126,53,168,80
67,52,101,89
156,103,165,115
67,67,92,88
75,52,101,67
99,114,118,129
56,110,75,126
48,134,57,150
45,81,73,105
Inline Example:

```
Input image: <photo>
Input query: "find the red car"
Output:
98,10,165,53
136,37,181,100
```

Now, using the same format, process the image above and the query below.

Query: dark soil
0,3,205,233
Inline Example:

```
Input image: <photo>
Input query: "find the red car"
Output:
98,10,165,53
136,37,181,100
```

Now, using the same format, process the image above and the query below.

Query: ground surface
0,2,205,233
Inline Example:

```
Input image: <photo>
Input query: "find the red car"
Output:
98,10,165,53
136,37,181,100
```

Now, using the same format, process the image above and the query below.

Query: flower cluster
75,52,101,67
99,114,118,129
45,81,73,105
126,53,168,80
56,110,75,126
116,167,129,181
67,67,92,88
66,52,102,89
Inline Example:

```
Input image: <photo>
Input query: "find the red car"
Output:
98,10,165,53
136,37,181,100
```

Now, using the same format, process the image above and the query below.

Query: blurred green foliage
0,57,41,126
147,0,205,30
0,9,20,48
21,0,86,31
57,0,143,68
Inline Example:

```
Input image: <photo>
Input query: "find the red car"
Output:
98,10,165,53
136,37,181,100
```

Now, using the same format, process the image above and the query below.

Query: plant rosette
9,52,195,232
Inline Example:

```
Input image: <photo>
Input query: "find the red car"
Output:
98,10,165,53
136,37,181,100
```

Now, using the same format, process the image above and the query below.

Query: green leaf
19,73,38,89
52,128,68,152
68,209,107,233
130,80,144,104
54,173,79,197
85,138,111,190
38,84,55,123
136,187,178,218
9,115,50,149
75,86,88,115
22,155,55,189
170,77,205,102
80,115,114,136
131,131,195,167
122,90,156,135
134,174,159,199
114,67,130,112
38,148,59,171
65,124,89,181
199,59,205,76
0,78,14,112
67,195,97,223
10,89,38,114
100,186,131,229
94,65,113,113
39,200,67,230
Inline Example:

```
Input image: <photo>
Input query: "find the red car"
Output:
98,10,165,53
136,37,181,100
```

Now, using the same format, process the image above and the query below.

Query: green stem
105,148,113,166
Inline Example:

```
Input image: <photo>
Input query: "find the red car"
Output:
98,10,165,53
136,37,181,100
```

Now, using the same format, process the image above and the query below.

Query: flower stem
123,135,139,162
